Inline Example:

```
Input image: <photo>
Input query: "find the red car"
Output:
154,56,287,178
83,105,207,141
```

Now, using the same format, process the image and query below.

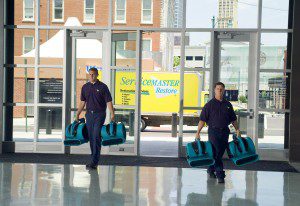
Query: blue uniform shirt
80,80,112,112
200,98,237,129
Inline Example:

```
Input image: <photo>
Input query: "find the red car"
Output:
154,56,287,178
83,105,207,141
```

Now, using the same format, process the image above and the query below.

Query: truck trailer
112,71,205,131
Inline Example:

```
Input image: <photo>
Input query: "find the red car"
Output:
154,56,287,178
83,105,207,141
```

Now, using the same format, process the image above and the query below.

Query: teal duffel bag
64,118,88,146
227,134,259,166
101,121,126,146
186,139,215,167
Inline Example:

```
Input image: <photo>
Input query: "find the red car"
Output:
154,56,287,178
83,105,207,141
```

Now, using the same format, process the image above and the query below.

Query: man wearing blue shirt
76,67,115,170
195,82,240,183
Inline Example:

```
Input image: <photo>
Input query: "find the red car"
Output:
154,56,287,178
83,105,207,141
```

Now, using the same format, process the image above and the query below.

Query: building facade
14,0,177,118
217,0,238,28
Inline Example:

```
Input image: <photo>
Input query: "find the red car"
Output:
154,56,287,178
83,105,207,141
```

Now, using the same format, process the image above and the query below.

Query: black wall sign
39,78,63,103
224,90,239,101
38,78,63,130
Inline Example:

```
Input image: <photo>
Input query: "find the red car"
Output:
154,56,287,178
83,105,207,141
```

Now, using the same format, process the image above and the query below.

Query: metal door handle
249,109,254,119
236,109,254,119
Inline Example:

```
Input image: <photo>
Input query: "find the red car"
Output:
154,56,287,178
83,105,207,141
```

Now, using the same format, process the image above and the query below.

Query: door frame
108,31,142,156
215,31,259,147
178,31,288,161
63,29,142,156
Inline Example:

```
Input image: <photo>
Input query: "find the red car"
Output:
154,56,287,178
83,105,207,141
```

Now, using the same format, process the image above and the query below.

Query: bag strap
70,122,79,136
71,118,85,136
241,137,249,152
78,118,85,123
197,140,206,155
109,122,117,137
106,122,117,137
106,123,111,136
233,134,238,141
231,134,243,153
234,139,243,153
191,141,199,155
112,122,117,136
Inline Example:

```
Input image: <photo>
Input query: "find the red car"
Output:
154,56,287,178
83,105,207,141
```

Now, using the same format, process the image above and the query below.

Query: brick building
15,0,165,56
14,0,175,118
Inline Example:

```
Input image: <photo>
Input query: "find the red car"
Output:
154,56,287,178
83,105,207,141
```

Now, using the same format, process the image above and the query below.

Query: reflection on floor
0,163,299,205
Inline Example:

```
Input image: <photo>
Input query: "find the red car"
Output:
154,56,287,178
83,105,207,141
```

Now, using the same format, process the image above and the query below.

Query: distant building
217,0,238,28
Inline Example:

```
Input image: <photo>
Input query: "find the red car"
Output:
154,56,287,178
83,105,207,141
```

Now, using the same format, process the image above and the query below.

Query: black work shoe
86,164,97,170
208,172,217,179
217,178,225,184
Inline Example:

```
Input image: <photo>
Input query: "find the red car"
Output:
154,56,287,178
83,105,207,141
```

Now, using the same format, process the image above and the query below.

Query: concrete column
289,0,300,162
1,0,15,153
0,0,5,152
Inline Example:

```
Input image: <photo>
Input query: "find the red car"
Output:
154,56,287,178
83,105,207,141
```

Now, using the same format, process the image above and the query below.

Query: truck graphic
113,71,204,131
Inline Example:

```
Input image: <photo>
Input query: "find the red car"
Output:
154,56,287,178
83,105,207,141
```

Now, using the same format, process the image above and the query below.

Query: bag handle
191,141,199,155
240,137,249,152
106,121,117,137
70,118,85,136
78,118,85,123
110,121,117,137
233,134,238,141
196,139,206,155
232,134,243,153
191,139,206,155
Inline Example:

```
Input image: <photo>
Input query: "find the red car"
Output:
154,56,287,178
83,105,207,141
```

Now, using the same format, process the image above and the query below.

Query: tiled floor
0,163,299,205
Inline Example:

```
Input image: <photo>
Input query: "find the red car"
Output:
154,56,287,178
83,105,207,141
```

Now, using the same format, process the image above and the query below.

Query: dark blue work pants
207,127,230,178
85,111,106,165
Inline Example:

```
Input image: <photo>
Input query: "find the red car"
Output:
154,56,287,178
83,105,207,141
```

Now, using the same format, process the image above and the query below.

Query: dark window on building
195,56,203,61
186,56,193,61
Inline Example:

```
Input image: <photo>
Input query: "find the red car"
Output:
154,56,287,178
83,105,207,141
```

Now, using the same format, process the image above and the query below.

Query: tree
173,56,180,68
238,95,247,103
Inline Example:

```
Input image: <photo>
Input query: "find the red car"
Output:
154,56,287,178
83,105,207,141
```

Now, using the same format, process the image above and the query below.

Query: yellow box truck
113,71,205,131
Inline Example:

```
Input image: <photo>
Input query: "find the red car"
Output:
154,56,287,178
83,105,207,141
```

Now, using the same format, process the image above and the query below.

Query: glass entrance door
109,31,139,155
215,32,260,159
218,33,257,143
179,32,260,158
218,32,288,160
67,29,105,155
64,30,140,156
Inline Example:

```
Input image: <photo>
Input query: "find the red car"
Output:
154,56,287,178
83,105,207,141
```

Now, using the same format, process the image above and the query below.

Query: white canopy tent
22,17,124,59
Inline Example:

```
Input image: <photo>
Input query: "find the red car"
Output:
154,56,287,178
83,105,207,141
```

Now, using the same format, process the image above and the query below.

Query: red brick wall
113,0,161,28
14,78,26,117
13,107,26,118
13,0,163,118
14,0,162,56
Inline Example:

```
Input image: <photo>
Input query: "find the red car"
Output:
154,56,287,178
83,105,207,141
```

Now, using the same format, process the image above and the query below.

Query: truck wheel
141,119,147,132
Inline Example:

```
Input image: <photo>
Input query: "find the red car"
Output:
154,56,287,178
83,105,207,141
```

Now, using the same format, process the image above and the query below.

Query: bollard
46,109,52,134
171,113,178,137
258,113,264,139
129,111,134,136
